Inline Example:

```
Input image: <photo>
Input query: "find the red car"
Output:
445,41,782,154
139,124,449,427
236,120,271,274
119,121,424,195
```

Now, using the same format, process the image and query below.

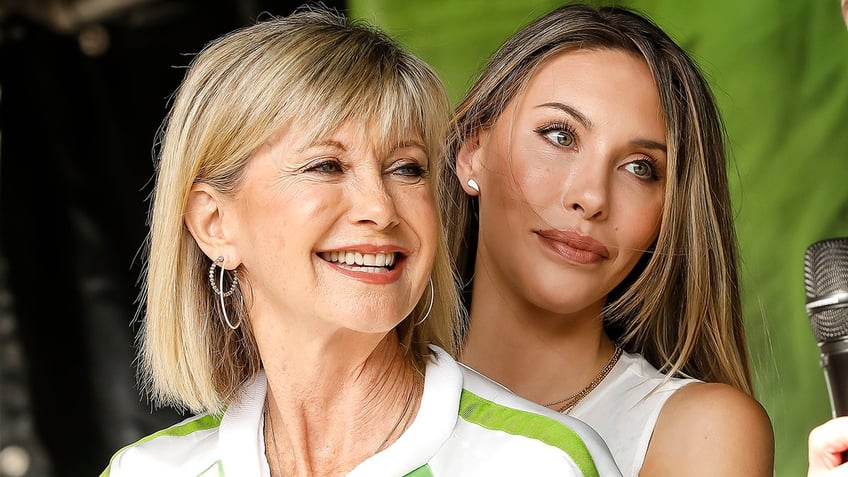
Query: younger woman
443,4,774,476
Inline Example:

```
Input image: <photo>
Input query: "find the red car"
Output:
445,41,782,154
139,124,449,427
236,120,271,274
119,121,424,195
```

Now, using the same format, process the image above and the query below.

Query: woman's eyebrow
537,102,667,153
297,139,347,154
536,101,593,130
630,138,667,154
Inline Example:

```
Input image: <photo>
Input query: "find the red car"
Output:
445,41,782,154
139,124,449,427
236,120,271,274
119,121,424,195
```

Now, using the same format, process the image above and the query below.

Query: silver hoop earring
415,277,434,326
208,256,240,329
467,178,480,193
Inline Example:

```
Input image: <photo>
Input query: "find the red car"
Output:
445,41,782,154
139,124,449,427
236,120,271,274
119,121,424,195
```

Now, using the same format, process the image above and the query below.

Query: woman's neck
261,332,422,477
460,274,617,408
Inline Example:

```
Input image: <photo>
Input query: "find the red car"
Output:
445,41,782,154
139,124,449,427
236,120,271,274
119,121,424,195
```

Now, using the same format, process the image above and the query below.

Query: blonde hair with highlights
141,6,458,414
443,3,753,395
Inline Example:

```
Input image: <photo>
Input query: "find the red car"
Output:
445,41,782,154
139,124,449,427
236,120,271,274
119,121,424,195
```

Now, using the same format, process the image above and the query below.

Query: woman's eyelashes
302,157,345,175
535,121,577,148
623,156,661,181
389,160,429,182
300,156,429,183
533,120,662,182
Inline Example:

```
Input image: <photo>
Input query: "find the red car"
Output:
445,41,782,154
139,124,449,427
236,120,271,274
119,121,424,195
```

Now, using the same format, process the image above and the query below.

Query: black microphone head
805,237,848,343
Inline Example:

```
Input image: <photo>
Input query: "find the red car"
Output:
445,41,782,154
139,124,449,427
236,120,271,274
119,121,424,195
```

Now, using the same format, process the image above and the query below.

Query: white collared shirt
101,346,621,477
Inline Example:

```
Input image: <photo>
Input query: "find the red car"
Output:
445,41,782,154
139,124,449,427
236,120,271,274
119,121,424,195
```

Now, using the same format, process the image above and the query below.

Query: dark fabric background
0,1,344,475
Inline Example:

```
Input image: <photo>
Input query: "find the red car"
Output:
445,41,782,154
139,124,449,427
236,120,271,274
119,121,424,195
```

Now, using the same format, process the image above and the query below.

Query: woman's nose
561,158,609,221
349,176,400,230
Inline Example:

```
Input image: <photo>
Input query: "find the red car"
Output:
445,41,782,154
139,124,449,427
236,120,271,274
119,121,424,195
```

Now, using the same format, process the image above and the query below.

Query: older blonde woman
99,6,620,477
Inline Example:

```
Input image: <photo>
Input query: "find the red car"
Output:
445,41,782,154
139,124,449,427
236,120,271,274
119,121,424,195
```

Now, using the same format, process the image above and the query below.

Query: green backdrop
349,1,848,475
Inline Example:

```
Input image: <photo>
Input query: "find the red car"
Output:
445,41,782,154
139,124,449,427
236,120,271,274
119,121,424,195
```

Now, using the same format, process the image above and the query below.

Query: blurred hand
842,0,848,28
809,416,848,477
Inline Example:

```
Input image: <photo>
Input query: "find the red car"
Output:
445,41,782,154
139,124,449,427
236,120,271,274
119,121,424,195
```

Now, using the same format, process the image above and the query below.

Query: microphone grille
804,237,848,342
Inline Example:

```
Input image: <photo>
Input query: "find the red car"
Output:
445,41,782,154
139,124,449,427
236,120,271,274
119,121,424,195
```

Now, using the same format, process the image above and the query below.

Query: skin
843,0,848,28
185,120,436,476
457,49,773,476
809,416,848,477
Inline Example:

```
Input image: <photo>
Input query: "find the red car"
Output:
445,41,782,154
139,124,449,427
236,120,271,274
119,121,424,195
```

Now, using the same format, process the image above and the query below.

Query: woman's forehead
278,115,426,152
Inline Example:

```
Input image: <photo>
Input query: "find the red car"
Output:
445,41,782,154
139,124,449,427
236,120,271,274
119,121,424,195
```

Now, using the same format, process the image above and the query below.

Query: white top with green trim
101,346,621,477
569,350,698,477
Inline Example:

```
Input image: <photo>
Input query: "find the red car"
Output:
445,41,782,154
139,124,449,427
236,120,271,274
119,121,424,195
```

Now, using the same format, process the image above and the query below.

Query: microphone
805,237,848,418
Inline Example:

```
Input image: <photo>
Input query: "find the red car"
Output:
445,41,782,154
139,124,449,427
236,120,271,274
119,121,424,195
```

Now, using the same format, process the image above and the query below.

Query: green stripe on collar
459,389,599,477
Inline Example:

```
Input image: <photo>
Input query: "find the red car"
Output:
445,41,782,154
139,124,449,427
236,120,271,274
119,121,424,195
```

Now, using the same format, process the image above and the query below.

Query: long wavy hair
141,6,458,414
442,3,753,395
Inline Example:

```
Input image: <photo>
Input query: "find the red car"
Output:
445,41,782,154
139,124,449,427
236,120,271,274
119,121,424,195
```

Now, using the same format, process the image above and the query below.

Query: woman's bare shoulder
640,382,775,477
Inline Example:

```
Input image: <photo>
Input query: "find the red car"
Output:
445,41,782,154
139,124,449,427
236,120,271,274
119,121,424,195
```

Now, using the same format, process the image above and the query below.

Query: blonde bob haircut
140,6,458,414
444,3,754,396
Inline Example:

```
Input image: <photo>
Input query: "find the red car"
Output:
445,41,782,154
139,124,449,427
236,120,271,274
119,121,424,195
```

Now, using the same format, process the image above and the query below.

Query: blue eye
395,163,427,178
308,160,343,174
388,161,429,184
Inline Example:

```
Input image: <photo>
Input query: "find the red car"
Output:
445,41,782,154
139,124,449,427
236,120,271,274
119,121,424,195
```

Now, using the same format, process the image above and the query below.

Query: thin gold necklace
264,379,419,476
543,346,623,414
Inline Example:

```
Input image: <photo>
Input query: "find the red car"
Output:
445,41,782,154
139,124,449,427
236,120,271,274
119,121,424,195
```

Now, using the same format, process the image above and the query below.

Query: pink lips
535,229,609,264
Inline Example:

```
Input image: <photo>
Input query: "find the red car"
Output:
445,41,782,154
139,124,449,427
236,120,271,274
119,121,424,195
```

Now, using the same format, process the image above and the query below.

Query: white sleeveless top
568,350,698,477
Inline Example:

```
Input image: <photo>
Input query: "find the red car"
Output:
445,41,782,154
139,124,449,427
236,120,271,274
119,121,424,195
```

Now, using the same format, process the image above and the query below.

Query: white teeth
320,251,397,268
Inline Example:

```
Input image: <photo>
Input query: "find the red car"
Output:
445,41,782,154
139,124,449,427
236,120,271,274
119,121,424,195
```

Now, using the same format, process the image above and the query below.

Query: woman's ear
455,130,487,196
184,182,240,267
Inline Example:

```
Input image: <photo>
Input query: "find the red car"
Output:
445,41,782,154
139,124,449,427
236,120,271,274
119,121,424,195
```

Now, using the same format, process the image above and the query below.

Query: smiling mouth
318,251,398,273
